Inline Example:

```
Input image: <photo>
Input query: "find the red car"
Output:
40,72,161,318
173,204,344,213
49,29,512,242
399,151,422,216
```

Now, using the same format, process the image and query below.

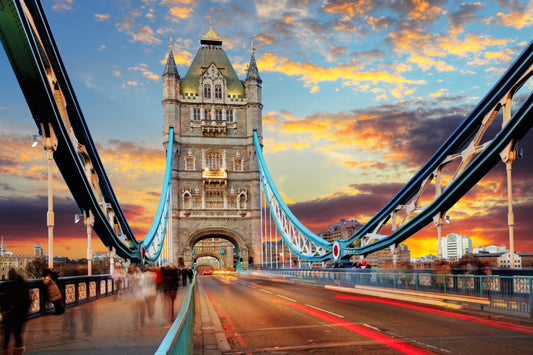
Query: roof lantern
201,21,222,46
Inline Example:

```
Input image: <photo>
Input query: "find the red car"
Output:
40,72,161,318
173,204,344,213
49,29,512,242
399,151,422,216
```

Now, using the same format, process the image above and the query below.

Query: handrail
155,274,196,354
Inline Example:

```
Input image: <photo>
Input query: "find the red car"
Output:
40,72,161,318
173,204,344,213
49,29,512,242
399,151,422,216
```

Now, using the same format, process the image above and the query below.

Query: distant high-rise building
441,233,472,261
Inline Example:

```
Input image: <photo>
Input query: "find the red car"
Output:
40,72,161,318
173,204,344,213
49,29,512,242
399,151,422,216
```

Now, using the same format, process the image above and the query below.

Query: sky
0,0,532,260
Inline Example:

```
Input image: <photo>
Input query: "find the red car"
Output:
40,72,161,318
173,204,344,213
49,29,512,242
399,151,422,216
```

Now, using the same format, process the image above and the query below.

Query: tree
26,258,47,279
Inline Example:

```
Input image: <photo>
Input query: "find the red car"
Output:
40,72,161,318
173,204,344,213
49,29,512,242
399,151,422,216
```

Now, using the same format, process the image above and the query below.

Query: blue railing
248,269,533,318
155,274,196,354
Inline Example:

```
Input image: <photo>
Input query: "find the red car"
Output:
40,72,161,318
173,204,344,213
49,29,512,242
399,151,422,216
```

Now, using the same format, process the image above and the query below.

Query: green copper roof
181,44,245,97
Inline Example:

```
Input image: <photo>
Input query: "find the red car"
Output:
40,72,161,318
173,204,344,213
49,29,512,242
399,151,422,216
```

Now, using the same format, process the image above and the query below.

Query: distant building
498,251,533,269
0,239,44,280
365,244,411,269
34,241,43,256
411,254,439,269
474,245,507,254
318,219,362,243
441,233,472,261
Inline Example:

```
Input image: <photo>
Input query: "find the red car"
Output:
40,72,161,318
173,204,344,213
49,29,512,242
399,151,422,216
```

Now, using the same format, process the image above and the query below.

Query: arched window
203,84,211,98
238,192,247,209
183,191,192,209
215,85,222,98
206,150,223,170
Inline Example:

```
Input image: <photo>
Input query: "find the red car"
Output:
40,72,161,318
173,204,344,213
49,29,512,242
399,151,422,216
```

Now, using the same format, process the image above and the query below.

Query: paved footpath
21,286,190,354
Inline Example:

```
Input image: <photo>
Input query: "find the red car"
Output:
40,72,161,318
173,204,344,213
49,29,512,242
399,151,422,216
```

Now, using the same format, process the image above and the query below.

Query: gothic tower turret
244,45,263,137
162,24,262,268
162,42,181,140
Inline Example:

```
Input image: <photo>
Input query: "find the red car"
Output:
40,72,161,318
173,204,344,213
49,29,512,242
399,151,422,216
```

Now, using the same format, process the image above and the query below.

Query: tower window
206,150,223,170
206,190,224,209
185,156,195,170
203,84,211,98
233,156,242,171
193,108,201,121
205,108,211,120
215,85,222,99
227,109,233,122
215,109,223,121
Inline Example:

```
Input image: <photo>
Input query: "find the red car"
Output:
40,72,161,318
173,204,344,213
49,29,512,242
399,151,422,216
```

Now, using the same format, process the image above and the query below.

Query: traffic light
248,256,254,264
193,258,197,266
240,257,243,265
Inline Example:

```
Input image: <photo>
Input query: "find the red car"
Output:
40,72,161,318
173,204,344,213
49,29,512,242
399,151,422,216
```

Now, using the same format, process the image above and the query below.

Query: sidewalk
21,286,189,354
193,277,229,355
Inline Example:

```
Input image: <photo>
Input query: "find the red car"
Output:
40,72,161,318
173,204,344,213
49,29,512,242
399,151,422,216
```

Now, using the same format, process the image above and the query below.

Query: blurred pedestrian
187,268,194,284
127,266,146,329
181,268,188,287
162,265,178,323
112,262,125,299
143,268,157,327
1,269,30,355
42,268,64,315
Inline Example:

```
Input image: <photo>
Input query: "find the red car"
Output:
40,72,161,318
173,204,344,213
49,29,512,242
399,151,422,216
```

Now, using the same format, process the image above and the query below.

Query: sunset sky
1,0,532,260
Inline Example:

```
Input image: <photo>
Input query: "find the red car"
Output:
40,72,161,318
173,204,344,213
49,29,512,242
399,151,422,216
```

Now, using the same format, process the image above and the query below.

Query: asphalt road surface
200,273,533,354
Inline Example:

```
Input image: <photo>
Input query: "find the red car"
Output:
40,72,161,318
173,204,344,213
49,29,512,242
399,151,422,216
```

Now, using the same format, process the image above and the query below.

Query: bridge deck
21,287,189,354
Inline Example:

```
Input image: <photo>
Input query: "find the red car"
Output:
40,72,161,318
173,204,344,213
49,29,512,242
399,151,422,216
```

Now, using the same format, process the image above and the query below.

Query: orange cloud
168,6,194,19
257,53,426,91
493,7,533,29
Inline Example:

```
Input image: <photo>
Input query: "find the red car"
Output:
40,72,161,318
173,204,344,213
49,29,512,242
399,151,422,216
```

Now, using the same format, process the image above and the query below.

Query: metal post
437,215,443,262
506,161,515,268
46,146,54,269
43,124,57,269
85,210,94,275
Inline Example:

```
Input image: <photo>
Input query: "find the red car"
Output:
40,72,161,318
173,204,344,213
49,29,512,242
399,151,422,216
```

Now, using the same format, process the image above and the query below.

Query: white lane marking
362,323,380,331
260,289,272,294
277,295,296,302
305,304,344,318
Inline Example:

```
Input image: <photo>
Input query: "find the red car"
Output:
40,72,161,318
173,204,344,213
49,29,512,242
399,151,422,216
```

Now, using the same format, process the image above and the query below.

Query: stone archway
182,228,250,270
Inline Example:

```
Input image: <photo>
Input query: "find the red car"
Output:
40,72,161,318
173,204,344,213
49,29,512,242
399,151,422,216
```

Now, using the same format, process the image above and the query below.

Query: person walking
0,269,31,355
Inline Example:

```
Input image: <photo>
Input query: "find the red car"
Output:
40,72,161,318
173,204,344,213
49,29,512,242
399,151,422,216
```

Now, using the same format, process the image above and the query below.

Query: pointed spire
245,42,262,83
163,38,179,77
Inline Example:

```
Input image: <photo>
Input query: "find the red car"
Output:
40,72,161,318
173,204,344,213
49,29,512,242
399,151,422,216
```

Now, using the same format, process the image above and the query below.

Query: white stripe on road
277,295,296,302
305,304,344,318
260,289,272,294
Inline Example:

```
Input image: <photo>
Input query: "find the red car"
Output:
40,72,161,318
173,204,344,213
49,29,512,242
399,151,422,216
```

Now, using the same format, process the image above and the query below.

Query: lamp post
75,211,94,275
36,125,57,269
85,210,94,275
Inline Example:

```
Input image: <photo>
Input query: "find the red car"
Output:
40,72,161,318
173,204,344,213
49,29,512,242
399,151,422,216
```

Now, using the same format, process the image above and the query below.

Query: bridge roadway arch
179,228,250,269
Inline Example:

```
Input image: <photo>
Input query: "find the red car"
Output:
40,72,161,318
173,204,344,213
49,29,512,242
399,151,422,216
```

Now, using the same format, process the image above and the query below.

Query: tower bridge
2,1,533,353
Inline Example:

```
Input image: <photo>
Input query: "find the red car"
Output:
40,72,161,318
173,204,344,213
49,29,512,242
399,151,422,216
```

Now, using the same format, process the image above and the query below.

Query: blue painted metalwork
254,131,331,260
255,40,533,261
0,0,172,263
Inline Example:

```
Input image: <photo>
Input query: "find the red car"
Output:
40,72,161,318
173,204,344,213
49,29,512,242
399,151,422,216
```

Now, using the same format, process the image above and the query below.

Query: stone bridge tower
162,24,262,269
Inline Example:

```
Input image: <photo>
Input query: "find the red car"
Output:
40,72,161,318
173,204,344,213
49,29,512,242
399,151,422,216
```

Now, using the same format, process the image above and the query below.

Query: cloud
491,2,533,29
257,52,426,91
94,14,110,22
52,0,73,12
168,6,194,20
116,20,161,45
128,65,160,81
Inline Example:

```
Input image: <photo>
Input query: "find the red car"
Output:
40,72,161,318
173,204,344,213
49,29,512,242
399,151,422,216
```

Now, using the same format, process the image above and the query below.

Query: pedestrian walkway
21,287,189,354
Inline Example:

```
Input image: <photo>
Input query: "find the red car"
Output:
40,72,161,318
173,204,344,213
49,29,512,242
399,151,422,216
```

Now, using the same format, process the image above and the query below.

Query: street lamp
75,210,94,275
35,124,57,269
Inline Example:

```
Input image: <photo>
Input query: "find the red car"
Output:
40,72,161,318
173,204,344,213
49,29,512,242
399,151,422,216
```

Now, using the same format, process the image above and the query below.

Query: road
200,274,533,354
